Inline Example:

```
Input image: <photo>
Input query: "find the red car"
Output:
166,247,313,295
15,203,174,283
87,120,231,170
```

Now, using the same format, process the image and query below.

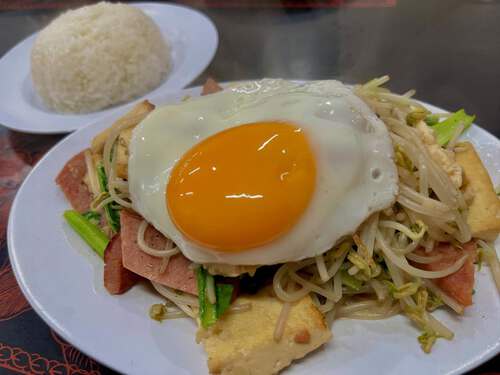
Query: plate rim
7,83,500,374
0,2,218,135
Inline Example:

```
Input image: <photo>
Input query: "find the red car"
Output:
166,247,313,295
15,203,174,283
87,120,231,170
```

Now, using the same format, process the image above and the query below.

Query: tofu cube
455,142,500,241
197,288,332,375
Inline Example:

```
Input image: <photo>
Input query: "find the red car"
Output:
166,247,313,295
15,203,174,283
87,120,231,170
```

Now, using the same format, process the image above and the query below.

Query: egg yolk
166,121,316,252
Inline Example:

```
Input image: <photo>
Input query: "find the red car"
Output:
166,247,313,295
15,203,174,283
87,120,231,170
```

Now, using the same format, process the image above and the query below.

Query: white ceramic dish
7,85,500,374
0,3,217,134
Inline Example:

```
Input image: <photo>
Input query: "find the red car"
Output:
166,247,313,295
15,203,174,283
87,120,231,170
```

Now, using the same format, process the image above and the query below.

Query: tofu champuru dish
57,77,500,374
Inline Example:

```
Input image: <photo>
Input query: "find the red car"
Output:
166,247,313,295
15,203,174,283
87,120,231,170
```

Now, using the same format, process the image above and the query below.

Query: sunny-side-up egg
128,79,398,265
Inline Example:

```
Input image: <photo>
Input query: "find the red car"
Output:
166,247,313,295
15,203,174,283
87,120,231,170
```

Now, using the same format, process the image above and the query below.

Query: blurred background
1,0,499,132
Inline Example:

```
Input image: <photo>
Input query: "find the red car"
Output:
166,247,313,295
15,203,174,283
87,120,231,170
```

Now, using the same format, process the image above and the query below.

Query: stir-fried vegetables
341,270,363,291
97,163,121,232
430,109,475,146
82,211,101,226
196,267,234,328
64,210,109,258
406,108,475,146
384,281,420,299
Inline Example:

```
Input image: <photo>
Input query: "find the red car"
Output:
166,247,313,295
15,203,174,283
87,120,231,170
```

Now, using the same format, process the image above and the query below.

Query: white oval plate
8,85,500,375
0,3,217,134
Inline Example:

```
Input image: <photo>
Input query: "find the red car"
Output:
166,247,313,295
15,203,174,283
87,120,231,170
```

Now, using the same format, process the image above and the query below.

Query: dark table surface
0,1,499,374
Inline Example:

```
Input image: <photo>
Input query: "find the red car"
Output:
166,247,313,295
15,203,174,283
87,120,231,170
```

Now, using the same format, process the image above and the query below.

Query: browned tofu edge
456,141,500,240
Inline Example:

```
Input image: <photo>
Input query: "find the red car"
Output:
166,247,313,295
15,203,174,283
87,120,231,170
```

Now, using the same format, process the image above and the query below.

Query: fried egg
128,79,398,265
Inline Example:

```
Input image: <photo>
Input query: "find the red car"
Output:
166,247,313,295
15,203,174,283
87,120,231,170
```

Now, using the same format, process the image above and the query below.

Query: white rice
31,2,171,114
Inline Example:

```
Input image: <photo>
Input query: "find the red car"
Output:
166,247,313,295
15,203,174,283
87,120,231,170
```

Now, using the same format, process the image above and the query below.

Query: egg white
128,79,398,265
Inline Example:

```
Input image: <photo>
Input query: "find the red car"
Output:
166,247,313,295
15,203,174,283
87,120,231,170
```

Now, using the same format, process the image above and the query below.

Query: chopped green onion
215,283,233,318
97,163,109,192
197,267,217,328
430,109,475,146
341,270,363,291
97,163,120,233
424,114,440,126
196,267,234,328
82,211,101,226
63,210,109,258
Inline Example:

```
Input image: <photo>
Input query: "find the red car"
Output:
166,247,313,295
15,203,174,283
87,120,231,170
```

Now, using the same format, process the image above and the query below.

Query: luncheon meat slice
417,242,477,306
104,234,139,294
120,210,197,295
55,150,92,212
201,77,223,95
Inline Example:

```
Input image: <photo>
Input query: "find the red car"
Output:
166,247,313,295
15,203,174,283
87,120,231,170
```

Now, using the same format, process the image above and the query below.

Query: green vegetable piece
197,267,217,328
82,211,101,226
430,109,475,146
63,210,109,258
424,114,439,126
215,283,234,318
104,204,121,233
97,163,120,233
97,163,109,192
196,268,234,328
341,270,363,291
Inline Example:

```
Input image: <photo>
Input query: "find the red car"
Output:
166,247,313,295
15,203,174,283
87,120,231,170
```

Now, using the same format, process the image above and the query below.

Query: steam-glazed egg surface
128,79,398,265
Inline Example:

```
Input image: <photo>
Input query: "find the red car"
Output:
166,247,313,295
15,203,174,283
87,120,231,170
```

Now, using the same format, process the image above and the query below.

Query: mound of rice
31,2,170,114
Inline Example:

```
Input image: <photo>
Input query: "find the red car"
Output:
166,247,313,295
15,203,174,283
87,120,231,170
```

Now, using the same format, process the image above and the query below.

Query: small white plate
7,86,500,375
0,3,217,134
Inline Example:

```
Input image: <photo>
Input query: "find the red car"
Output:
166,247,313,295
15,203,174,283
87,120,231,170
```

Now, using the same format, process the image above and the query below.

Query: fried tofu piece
455,142,500,241
91,100,154,154
197,288,332,375
115,128,133,179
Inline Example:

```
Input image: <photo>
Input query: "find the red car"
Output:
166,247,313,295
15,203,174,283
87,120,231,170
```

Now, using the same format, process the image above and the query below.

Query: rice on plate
31,2,171,114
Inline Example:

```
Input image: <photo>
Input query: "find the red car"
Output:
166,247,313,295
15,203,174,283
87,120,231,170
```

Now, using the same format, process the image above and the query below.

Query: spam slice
55,150,92,213
120,210,197,295
201,77,223,95
104,234,139,294
197,288,332,375
417,242,476,306
455,142,500,241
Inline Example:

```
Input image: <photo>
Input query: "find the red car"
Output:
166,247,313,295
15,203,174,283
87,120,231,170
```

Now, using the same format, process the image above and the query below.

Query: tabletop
0,1,499,374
